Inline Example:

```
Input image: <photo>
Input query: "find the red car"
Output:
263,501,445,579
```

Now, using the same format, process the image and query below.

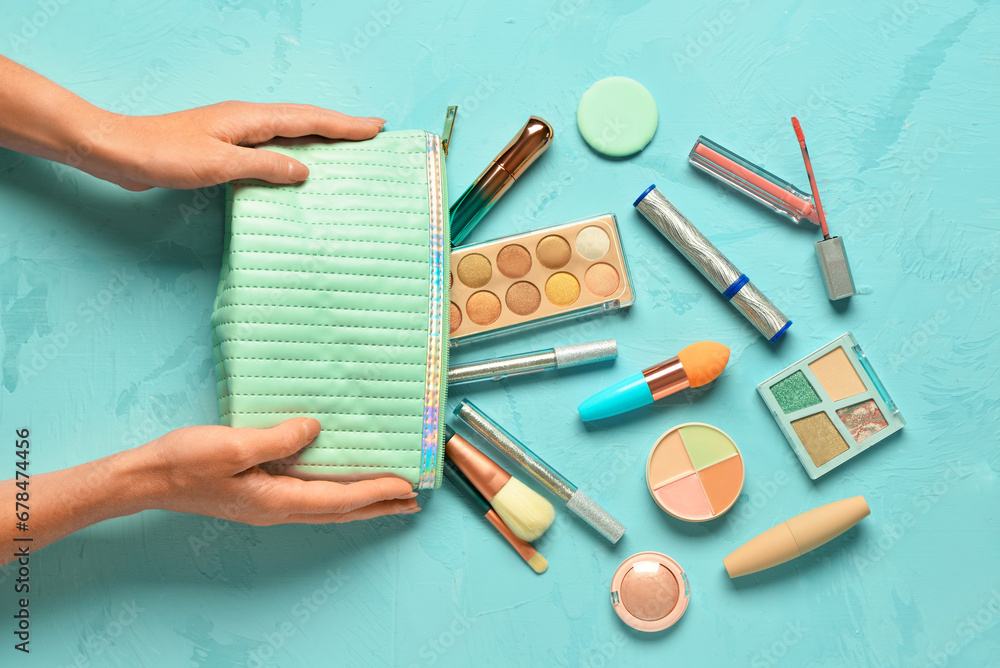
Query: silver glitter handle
455,400,576,501
636,187,742,291
553,338,617,368
447,339,618,385
566,490,626,543
448,351,555,385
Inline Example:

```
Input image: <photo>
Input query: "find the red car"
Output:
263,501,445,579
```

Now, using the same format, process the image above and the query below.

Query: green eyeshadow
770,371,821,414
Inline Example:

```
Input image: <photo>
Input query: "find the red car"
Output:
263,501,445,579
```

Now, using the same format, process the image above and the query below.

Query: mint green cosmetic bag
212,131,449,488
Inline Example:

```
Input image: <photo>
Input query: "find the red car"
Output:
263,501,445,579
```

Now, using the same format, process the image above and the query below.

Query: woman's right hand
135,417,420,524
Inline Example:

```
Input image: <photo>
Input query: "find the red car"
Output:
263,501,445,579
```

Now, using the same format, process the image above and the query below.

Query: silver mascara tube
447,339,617,386
634,185,792,342
454,399,626,543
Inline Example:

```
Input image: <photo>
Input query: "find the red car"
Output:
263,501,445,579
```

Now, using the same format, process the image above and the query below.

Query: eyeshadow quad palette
449,214,634,344
757,332,905,479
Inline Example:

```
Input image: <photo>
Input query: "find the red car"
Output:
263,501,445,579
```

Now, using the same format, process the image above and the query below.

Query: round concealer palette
645,423,744,522
449,214,634,343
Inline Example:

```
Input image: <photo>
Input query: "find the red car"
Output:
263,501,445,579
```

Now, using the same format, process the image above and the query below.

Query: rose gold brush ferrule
445,431,511,500
641,356,691,401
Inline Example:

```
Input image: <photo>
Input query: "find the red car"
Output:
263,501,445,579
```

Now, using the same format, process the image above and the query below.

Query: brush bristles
490,477,555,542
527,552,548,574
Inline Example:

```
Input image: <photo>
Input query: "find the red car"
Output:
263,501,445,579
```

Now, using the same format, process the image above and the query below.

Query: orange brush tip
677,341,730,387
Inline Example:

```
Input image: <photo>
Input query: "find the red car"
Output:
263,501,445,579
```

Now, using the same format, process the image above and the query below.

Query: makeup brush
578,341,730,421
455,400,627,544
444,458,548,574
445,427,555,542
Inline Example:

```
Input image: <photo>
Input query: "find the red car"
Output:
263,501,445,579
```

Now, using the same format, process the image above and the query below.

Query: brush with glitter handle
454,399,626,543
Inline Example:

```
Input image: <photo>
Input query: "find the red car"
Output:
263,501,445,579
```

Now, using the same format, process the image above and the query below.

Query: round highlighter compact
646,423,744,522
611,552,689,632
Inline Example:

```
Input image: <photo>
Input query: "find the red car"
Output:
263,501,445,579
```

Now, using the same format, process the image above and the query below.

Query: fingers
229,418,321,471
225,145,310,184
230,102,385,145
284,498,421,524
268,475,415,515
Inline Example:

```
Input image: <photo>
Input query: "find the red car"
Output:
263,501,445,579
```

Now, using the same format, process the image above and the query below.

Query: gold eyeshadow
449,214,634,344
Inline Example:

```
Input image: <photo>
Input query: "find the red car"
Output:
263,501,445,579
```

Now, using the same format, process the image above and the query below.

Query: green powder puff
576,77,658,157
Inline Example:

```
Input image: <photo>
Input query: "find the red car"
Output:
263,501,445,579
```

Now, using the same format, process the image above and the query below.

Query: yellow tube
724,496,870,578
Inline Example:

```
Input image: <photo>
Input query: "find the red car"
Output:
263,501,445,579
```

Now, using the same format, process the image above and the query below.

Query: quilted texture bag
212,131,449,488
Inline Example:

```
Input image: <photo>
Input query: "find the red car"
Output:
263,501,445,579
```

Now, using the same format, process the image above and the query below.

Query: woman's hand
141,417,419,524
0,418,419,564
88,102,386,191
0,55,385,191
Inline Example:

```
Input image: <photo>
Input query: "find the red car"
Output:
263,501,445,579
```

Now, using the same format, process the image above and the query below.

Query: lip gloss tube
634,185,792,342
449,116,554,245
689,136,819,225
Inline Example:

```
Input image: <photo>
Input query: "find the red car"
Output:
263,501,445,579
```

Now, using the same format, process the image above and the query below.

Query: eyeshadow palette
645,423,744,522
448,214,634,345
757,332,905,479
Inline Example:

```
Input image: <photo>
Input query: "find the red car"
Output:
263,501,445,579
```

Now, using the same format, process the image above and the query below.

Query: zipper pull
442,106,458,156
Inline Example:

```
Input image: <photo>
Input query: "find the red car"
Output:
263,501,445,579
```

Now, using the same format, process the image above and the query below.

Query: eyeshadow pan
545,272,580,306
678,424,738,469
809,347,866,401
697,456,744,515
584,262,620,297
654,474,714,521
496,244,531,278
457,253,492,288
770,371,821,414
791,412,849,467
575,225,611,260
836,399,888,443
536,235,571,269
505,281,541,316
619,562,679,621
611,552,690,632
449,301,461,333
466,291,501,325
647,430,694,486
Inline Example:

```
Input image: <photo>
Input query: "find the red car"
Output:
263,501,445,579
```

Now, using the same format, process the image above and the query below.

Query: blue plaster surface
1,1,998,666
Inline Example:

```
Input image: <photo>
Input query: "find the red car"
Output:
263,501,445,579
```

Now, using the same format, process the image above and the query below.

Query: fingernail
396,491,418,499
302,418,321,443
368,117,386,123
401,506,421,514
288,161,309,183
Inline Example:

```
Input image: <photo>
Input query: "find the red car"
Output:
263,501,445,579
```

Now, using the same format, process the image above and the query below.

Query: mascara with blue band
634,185,791,342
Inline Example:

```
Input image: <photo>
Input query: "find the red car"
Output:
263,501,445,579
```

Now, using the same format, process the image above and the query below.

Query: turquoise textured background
1,1,998,666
